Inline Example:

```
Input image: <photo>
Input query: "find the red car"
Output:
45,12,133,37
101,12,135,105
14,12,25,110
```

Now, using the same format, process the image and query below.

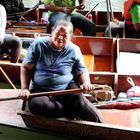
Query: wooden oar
0,86,105,101
0,66,17,89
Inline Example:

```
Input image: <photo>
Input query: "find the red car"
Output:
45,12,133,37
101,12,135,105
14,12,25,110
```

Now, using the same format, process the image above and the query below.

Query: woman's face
51,25,71,50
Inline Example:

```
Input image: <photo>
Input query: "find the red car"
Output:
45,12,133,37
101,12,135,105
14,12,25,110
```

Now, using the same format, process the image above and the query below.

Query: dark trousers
0,34,22,63
49,12,96,36
28,82,104,123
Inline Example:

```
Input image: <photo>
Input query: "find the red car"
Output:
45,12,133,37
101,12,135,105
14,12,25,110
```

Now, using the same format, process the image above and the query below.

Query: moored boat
5,7,131,38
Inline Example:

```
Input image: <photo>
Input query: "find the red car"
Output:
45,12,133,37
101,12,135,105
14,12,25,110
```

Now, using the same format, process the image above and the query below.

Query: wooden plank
72,36,117,72
118,38,140,52
0,61,21,85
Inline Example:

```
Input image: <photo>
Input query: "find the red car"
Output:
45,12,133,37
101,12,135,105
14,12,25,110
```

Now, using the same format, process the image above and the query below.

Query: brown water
23,0,124,12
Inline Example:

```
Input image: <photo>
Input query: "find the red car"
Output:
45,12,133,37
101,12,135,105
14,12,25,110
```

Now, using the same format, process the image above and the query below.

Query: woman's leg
71,13,96,36
63,82,104,123
2,34,22,63
28,96,64,118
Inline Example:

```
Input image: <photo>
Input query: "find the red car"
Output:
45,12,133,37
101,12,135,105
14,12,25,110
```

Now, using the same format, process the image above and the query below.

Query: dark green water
0,83,20,89
0,124,77,140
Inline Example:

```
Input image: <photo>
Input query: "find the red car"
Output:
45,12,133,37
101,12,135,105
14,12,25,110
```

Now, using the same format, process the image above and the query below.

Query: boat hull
18,105,140,140
1,87,140,139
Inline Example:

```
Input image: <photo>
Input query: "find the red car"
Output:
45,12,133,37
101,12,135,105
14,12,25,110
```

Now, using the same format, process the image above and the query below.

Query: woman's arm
78,71,91,85
20,63,34,99
0,4,6,43
78,71,95,92
21,63,34,90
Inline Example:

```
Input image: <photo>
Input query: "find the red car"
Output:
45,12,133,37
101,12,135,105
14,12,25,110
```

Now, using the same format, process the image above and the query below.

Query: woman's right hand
19,89,30,100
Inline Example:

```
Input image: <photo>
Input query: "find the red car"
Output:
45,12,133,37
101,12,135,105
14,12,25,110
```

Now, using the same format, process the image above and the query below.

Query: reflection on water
23,0,124,12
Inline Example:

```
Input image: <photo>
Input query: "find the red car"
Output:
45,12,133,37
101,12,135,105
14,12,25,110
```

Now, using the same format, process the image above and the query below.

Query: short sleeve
22,39,40,64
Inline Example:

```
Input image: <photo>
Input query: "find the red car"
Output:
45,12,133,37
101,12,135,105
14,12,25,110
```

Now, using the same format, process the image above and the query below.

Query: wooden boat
6,7,135,38
0,90,83,140
1,72,140,139
1,4,140,139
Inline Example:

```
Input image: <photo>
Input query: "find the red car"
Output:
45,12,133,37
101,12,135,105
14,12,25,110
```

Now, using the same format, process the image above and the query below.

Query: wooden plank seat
72,36,117,72
11,32,48,38
117,38,140,74
90,72,116,93
6,23,47,35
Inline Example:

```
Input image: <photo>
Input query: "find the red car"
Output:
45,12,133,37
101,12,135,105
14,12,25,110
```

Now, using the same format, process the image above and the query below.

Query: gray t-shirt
23,37,87,92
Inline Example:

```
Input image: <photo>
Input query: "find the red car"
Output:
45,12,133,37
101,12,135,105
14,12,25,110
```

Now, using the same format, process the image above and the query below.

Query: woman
20,20,103,122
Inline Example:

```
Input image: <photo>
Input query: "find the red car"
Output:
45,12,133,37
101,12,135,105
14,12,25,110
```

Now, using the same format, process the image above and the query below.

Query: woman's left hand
80,83,95,93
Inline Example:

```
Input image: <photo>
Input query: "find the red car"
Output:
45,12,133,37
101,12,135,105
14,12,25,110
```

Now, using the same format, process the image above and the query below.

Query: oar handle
0,86,104,101
29,88,83,97
0,89,83,101
29,86,103,98
0,96,20,101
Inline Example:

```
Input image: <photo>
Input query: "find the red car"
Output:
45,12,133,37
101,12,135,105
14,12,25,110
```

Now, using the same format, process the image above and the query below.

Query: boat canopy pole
106,0,112,37
108,0,114,21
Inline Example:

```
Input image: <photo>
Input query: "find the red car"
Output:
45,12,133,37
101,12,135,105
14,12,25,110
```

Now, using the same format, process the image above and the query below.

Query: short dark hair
52,20,74,35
